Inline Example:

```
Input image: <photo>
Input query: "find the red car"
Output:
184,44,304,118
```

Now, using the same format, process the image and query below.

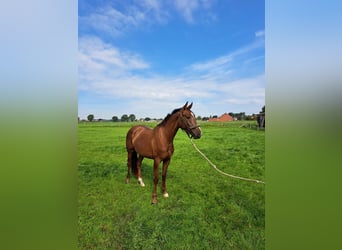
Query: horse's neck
156,113,180,142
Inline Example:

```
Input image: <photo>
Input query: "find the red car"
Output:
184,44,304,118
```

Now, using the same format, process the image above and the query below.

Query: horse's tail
126,127,138,177
131,150,138,177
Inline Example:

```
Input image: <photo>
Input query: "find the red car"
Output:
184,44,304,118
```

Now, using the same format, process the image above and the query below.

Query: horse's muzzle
190,126,202,139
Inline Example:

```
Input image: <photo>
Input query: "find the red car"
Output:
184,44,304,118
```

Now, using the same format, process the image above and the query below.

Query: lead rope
190,138,265,184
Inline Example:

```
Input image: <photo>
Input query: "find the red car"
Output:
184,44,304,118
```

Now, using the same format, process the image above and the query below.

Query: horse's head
179,102,202,139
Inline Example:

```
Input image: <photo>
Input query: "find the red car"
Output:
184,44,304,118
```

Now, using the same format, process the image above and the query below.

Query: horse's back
126,125,152,138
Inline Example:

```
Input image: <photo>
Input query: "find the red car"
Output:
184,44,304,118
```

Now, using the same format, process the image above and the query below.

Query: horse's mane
157,108,182,127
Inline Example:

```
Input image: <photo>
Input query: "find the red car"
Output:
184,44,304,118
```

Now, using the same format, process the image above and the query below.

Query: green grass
78,121,264,249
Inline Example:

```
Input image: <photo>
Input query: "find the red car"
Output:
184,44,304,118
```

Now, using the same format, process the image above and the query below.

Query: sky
78,0,265,120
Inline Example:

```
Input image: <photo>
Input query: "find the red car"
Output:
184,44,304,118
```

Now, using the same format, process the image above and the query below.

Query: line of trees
80,114,137,122
81,113,258,122
117,114,136,122
80,106,265,122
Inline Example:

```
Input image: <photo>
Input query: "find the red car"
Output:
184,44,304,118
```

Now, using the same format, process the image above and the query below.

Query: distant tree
261,105,265,113
144,117,151,121
238,112,246,120
87,114,94,122
246,115,255,121
121,114,129,122
196,116,202,120
112,116,119,122
128,114,136,122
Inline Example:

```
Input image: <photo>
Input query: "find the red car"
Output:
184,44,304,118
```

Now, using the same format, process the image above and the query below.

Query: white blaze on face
191,111,201,137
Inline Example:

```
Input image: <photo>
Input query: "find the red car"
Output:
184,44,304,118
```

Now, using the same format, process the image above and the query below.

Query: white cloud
219,75,265,105
78,35,213,101
174,0,199,23
79,36,149,81
79,35,264,118
255,30,265,37
140,0,168,23
79,2,171,37
189,55,232,71
173,0,215,23
189,39,264,70
81,74,214,102
79,0,216,37
79,5,151,37
187,38,264,84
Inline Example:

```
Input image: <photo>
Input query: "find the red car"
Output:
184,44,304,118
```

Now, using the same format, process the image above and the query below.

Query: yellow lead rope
190,138,265,184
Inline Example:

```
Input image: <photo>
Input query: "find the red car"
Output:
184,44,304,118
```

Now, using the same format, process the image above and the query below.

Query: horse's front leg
162,158,171,198
152,158,161,204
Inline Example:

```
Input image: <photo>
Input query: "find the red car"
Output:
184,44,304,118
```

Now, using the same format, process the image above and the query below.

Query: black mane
157,108,182,127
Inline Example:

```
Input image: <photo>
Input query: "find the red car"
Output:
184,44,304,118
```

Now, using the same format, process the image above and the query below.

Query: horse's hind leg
126,149,133,184
137,155,145,187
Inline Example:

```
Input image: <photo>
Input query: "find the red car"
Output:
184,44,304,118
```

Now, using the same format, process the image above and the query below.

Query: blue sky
78,0,265,120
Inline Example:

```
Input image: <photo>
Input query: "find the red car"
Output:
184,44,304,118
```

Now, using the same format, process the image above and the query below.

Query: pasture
78,121,265,249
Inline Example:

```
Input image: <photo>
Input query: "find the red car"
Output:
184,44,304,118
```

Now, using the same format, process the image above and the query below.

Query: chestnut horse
126,102,202,204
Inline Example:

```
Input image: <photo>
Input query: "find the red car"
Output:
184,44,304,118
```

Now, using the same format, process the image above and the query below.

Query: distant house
208,113,233,122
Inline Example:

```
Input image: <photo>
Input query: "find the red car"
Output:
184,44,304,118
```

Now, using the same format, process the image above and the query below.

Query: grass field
78,121,265,249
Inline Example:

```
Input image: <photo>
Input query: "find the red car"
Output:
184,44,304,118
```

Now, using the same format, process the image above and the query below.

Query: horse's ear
182,101,189,109
187,102,193,110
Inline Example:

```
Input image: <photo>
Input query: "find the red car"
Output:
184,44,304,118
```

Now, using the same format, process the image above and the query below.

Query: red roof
208,113,233,122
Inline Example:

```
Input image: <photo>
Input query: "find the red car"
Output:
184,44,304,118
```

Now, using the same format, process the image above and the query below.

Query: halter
179,111,200,138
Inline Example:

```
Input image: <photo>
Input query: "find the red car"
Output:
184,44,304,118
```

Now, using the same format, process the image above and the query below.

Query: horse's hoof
163,192,169,198
126,178,130,184
151,198,158,204
138,178,145,187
